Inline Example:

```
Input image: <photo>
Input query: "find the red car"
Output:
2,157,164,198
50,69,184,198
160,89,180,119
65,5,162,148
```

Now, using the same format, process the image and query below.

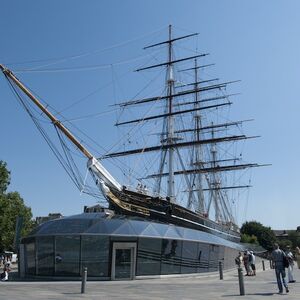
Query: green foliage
0,161,10,194
287,231,300,249
0,162,33,252
241,221,277,251
278,239,293,250
240,233,259,244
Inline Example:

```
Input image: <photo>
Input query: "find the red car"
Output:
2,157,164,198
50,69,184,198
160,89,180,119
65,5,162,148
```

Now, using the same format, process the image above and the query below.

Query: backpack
235,257,240,265
282,252,289,268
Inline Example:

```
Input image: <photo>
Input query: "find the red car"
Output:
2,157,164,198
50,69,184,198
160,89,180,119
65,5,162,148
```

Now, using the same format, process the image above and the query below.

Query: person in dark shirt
271,243,289,294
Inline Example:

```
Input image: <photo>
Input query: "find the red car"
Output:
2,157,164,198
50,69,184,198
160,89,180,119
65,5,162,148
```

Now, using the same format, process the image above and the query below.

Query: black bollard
262,260,265,271
81,267,87,294
269,259,272,269
238,267,245,296
219,261,223,280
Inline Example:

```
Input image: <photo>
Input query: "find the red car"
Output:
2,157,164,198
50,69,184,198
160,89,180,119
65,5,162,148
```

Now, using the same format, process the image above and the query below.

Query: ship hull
106,186,240,243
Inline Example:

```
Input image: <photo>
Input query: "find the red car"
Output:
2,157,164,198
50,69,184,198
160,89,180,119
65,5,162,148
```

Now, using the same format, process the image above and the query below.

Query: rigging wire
8,26,166,71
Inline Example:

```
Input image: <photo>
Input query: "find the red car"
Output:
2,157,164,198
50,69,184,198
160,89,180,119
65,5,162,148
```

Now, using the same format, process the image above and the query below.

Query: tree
0,161,33,252
277,239,293,250
240,221,277,251
0,161,10,194
240,233,259,244
287,231,300,249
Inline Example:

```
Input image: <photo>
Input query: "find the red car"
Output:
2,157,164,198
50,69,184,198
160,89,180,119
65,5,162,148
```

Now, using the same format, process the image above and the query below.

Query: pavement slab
1,264,300,299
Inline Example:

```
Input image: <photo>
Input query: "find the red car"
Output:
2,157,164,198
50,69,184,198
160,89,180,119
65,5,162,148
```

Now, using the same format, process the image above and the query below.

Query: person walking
272,243,289,294
243,251,252,276
249,251,256,276
295,246,300,269
285,246,295,283
235,252,243,268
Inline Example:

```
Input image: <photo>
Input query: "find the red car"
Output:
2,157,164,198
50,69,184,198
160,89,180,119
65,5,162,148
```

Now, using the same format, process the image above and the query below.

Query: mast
0,64,122,191
167,24,175,202
193,59,205,214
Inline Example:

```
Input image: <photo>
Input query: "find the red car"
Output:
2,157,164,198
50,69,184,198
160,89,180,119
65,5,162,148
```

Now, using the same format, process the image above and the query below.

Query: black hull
106,187,240,243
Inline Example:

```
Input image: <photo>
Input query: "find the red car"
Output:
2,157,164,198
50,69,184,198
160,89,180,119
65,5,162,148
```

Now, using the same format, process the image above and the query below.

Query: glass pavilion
20,212,244,280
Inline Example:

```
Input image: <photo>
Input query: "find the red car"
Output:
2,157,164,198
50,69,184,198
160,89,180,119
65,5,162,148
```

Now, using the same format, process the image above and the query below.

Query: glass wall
36,236,54,275
137,238,162,276
24,238,36,275
181,241,199,274
161,239,182,274
198,243,209,273
208,244,220,272
22,234,237,278
81,235,109,277
55,235,80,276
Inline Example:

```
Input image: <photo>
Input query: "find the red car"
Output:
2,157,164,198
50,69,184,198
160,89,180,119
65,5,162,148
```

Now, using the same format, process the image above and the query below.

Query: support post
219,261,223,280
238,267,245,296
81,267,87,294
262,260,265,271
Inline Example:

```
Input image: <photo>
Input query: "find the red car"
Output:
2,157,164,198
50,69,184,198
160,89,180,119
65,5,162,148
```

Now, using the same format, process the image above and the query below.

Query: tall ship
0,26,264,244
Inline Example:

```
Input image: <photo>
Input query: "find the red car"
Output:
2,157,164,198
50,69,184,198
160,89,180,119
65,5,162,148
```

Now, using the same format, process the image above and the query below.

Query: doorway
111,242,136,280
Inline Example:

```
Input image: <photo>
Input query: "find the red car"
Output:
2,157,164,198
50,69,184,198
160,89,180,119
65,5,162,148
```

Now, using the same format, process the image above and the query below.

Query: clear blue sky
1,0,299,230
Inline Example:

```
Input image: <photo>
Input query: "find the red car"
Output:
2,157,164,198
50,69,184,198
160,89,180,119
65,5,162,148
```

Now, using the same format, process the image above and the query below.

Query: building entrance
111,242,136,280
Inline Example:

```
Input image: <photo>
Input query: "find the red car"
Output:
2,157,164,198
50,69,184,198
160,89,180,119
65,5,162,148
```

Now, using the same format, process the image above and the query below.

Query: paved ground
1,263,300,299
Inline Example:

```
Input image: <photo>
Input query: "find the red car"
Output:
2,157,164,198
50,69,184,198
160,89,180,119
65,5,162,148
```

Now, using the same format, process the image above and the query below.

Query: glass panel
113,221,136,235
115,248,132,279
38,219,93,234
36,236,54,275
25,239,35,275
137,238,161,276
209,244,220,271
198,243,209,273
129,221,150,235
181,241,199,274
151,223,168,236
163,226,182,239
81,235,109,277
55,235,80,276
161,239,182,274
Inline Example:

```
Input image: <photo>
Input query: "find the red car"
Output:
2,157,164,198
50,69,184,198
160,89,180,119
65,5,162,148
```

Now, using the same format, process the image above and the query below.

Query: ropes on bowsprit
4,75,105,201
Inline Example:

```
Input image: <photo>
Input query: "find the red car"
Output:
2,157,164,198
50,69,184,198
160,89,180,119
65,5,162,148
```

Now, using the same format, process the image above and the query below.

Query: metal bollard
81,267,87,294
262,260,265,271
238,267,245,296
219,261,223,280
269,259,273,269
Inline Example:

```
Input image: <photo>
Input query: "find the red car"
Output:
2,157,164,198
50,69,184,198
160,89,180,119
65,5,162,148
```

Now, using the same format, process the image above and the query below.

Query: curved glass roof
28,212,245,250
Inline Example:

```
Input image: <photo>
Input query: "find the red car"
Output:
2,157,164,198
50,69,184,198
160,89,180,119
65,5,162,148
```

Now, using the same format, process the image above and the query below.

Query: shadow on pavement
223,292,275,297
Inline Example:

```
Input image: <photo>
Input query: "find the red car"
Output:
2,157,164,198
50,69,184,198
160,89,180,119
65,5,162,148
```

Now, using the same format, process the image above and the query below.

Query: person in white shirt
285,246,295,283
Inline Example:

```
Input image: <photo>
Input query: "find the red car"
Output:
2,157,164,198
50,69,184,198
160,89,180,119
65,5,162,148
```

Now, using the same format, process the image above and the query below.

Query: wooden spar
175,78,219,88
0,64,93,160
144,163,264,179
135,54,208,72
103,135,258,159
175,93,240,107
115,80,239,107
115,102,232,126
174,119,254,135
143,32,199,49
178,63,215,72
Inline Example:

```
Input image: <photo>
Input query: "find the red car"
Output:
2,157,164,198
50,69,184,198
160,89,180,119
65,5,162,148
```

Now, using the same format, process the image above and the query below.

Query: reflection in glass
115,248,132,279
181,241,199,274
137,238,161,275
37,236,54,275
198,243,209,273
25,239,35,275
81,236,109,277
55,235,80,276
161,239,182,274
209,244,219,271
